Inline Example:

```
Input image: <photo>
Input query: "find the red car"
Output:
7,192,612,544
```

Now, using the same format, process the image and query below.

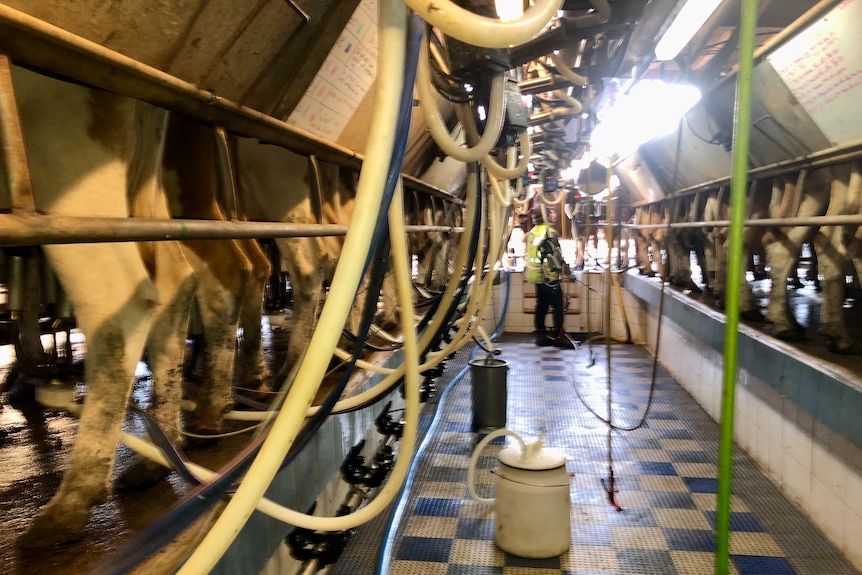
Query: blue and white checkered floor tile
332,334,859,575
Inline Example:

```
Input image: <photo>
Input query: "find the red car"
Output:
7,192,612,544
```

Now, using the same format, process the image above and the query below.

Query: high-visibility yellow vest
525,223,561,284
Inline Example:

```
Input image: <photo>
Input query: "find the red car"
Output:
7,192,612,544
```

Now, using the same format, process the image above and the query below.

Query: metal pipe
528,107,580,127
625,213,862,230
716,2,757,573
627,138,862,207
710,0,843,92
0,213,462,246
0,55,33,212
214,127,239,221
753,0,843,61
0,4,451,202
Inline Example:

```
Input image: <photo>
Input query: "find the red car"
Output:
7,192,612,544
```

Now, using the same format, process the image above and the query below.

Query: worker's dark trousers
534,281,563,335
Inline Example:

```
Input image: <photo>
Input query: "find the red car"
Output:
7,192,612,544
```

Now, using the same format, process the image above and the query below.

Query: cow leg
634,232,652,276
815,163,862,353
277,237,325,383
739,223,766,321
19,245,158,547
119,240,197,487
13,71,165,545
183,241,251,433
738,245,764,321
160,117,256,433
701,232,716,294
667,233,700,293
234,238,273,395
813,226,857,352
376,262,401,331
765,174,828,339
693,240,709,293
765,233,803,338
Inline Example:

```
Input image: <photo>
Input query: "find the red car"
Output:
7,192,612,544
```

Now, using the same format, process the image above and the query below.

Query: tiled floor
332,334,859,575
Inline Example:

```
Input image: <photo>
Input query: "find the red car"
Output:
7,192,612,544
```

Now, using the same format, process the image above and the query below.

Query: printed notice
287,0,378,141
768,0,862,145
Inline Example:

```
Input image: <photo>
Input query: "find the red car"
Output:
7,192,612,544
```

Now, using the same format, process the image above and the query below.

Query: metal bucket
469,357,508,430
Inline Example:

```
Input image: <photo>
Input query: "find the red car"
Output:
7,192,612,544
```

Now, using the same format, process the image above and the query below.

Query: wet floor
0,315,296,575
1,275,860,573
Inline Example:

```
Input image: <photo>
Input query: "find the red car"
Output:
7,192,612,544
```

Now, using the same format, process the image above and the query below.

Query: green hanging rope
716,1,758,573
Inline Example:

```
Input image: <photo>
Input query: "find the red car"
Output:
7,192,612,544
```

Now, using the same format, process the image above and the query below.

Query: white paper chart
768,0,862,145
286,0,378,141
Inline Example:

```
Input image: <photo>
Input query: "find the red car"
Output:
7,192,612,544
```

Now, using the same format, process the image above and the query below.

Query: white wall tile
782,418,812,471
843,505,862,568
763,403,782,442
781,451,811,510
811,441,848,500
810,475,846,549
846,469,862,520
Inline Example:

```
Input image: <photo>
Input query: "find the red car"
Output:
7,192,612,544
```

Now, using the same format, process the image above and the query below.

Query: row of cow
628,162,862,355
2,64,460,547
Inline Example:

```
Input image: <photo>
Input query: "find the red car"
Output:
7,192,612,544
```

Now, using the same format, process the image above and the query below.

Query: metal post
0,55,34,212
716,1,757,573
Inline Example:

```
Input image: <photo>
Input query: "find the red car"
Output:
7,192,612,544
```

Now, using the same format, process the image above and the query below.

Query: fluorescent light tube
654,0,723,61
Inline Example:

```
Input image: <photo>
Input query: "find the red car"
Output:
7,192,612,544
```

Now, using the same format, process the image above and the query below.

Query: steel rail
625,213,862,230
626,138,862,208
0,3,460,205
0,213,462,246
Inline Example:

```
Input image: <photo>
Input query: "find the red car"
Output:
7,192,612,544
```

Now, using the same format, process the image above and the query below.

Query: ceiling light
654,0,723,62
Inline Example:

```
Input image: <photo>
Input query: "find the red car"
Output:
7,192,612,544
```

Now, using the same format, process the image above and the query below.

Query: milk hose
95,6,417,573
404,0,562,49
481,130,531,180
467,429,528,504
174,2,410,568
195,180,422,537
298,170,483,420
98,5,408,575
417,40,506,163
312,167,484,417
114,182,418,536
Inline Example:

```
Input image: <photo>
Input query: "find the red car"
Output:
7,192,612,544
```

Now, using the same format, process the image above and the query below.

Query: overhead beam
0,3,456,202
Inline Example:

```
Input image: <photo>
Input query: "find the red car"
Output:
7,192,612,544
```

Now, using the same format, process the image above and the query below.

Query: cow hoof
116,456,172,489
828,341,862,355
740,309,765,322
773,325,805,341
17,506,90,548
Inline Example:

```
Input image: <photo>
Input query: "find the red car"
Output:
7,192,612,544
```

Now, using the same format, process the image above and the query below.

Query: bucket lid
498,436,566,470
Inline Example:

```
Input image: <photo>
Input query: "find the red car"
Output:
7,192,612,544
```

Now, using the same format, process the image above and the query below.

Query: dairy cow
8,65,279,546
812,161,862,353
408,189,457,293
10,67,199,546
235,138,373,378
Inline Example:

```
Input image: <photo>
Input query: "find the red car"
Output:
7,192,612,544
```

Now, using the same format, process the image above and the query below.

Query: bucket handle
472,336,502,365
467,428,526,505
